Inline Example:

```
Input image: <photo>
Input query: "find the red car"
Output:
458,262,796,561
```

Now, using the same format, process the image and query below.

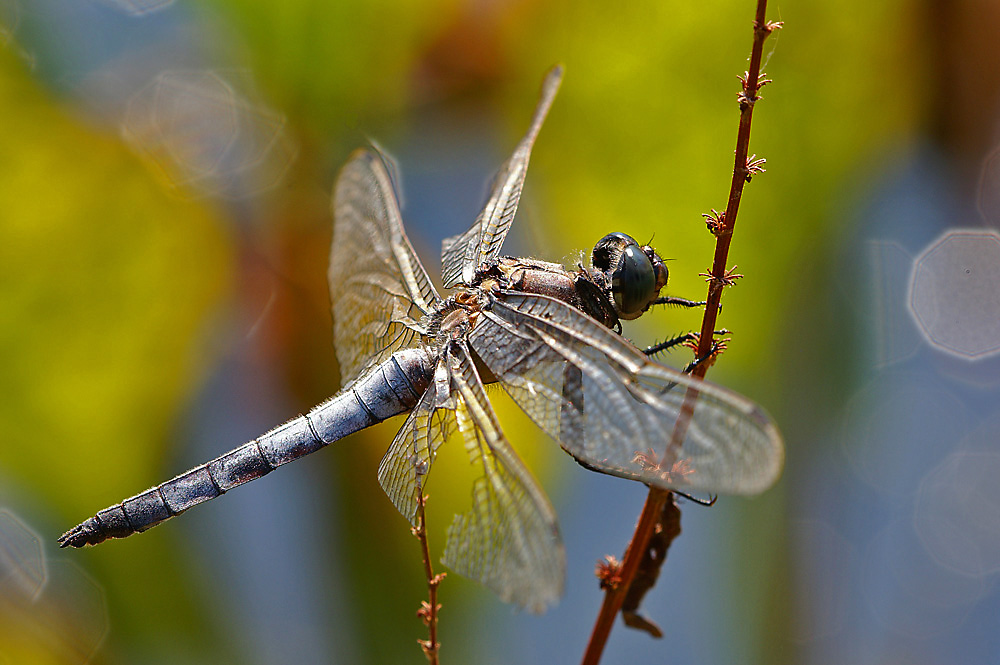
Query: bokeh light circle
915,451,1000,577
862,518,988,639
908,230,1000,359
0,510,47,601
122,69,297,200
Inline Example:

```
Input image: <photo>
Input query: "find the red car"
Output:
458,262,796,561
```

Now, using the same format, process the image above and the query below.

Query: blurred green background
4,0,1000,664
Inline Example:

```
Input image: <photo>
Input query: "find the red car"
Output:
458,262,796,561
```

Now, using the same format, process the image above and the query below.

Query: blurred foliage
201,0,464,137
0,44,234,661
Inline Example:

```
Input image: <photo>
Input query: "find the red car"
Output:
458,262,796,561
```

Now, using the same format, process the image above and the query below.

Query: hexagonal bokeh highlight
0,511,109,663
0,510,47,601
862,518,987,639
40,559,110,664
915,450,1000,577
908,230,1000,359
122,69,297,200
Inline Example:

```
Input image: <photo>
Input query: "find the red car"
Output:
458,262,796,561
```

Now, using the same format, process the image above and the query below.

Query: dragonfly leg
643,329,728,358
673,491,718,506
652,295,706,308
643,332,697,357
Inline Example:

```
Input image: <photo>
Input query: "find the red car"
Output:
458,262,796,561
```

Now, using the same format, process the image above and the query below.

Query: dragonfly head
591,232,669,321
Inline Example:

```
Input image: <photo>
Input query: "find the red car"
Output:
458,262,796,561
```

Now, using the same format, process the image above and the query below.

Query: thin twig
413,493,445,664
580,3,779,663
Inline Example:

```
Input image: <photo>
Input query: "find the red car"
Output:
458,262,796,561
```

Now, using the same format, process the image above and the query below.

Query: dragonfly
59,66,783,612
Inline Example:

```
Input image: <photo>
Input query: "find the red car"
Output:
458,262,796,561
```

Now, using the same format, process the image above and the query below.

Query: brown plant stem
580,3,779,664
414,493,445,664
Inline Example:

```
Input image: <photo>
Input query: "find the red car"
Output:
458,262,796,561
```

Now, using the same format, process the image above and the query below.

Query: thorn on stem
703,209,726,236
699,265,744,290
755,18,783,38
738,71,773,109
631,451,696,485
418,602,433,625
418,639,438,658
680,332,731,356
595,555,623,591
418,601,444,625
745,154,767,181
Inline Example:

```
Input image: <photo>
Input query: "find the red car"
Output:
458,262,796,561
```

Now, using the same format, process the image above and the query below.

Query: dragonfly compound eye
591,232,658,320
612,243,658,319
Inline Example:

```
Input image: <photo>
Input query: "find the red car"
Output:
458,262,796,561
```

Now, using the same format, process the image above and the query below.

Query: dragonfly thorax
590,232,669,321
427,293,483,344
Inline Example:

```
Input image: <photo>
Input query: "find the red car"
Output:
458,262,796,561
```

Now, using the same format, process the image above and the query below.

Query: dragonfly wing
469,291,784,495
440,66,563,288
378,359,454,524
331,148,442,386
441,341,564,613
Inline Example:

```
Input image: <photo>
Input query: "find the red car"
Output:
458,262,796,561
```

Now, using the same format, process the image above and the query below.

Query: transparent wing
441,342,564,613
440,66,563,288
330,149,442,385
468,291,784,495
377,359,454,523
